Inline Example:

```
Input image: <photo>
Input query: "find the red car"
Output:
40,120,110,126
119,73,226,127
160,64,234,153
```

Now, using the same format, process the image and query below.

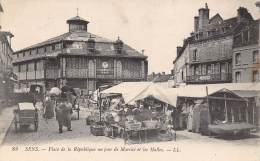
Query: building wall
232,44,260,82
174,36,233,85
187,36,233,84
0,32,13,103
13,56,147,92
189,36,233,64
174,45,189,85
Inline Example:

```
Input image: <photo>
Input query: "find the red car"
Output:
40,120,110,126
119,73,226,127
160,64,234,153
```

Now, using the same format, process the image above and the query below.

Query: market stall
90,82,178,143
207,88,256,136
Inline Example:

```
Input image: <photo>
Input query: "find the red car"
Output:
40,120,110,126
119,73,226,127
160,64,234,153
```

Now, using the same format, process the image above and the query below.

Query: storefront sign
199,75,211,80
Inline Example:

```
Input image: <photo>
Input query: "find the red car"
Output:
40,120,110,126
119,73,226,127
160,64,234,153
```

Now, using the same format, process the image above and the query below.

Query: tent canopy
101,82,260,107
169,83,260,98
101,82,178,107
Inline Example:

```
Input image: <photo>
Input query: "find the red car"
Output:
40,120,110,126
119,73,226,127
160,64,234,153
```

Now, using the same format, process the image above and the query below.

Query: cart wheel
14,120,18,133
34,121,38,132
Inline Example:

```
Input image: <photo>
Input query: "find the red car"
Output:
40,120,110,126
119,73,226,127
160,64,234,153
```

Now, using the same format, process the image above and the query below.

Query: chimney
177,46,183,57
237,7,253,23
198,3,209,30
194,16,199,32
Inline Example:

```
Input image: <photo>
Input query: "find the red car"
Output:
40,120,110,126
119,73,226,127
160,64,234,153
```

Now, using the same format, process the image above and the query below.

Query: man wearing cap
55,93,73,133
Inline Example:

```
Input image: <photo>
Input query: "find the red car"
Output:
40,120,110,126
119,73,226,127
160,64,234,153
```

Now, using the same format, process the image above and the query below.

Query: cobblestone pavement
2,107,124,146
0,106,259,161
0,106,16,145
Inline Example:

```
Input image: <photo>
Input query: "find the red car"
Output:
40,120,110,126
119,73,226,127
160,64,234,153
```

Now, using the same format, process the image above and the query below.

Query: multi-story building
13,15,148,94
232,19,259,83
173,4,255,85
0,3,15,104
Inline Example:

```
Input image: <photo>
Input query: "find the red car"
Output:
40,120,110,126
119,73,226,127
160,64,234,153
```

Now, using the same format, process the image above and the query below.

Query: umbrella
49,87,62,96
61,85,77,96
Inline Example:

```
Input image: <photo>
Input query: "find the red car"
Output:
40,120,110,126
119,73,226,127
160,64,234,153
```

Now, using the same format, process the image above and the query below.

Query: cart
13,102,39,132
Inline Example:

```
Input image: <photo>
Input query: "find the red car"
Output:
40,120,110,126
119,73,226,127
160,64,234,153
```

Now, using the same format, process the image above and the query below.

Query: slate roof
66,16,89,23
14,15,147,60
13,30,147,63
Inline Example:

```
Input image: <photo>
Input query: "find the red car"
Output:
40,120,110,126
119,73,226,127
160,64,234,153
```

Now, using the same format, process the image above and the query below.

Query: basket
125,121,142,130
143,120,158,129
90,124,105,136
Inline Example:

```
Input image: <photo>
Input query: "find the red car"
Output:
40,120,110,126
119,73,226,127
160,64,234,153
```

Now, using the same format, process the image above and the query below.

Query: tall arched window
88,60,95,77
116,60,122,78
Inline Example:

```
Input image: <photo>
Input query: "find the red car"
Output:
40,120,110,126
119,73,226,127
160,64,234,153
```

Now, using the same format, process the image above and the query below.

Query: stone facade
173,4,255,85
0,5,15,104
232,20,260,83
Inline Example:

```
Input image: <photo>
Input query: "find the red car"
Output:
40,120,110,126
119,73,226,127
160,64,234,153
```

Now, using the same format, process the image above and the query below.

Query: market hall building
12,16,148,93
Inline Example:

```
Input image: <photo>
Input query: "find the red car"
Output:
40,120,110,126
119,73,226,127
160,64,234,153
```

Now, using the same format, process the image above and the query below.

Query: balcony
186,73,232,83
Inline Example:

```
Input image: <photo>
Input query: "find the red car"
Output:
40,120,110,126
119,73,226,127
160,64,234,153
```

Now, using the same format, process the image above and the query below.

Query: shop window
201,65,206,75
253,50,259,64
235,53,241,65
207,64,211,74
235,71,241,83
252,70,258,82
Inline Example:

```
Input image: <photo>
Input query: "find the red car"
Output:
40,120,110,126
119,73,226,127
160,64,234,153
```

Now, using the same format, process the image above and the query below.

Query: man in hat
55,92,73,133
199,102,211,135
192,99,204,133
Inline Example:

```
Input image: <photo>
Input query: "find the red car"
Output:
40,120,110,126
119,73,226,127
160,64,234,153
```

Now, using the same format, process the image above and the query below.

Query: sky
0,0,259,74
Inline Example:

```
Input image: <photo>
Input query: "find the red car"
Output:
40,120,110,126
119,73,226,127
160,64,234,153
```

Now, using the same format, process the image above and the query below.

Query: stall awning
101,82,178,107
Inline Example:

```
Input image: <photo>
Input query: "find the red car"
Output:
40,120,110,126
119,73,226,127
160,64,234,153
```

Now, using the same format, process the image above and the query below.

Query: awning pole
253,98,255,125
246,101,249,123
224,93,228,122
206,86,211,123
231,107,234,123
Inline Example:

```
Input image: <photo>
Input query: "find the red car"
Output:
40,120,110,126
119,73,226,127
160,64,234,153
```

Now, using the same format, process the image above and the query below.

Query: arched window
88,60,95,77
116,60,122,78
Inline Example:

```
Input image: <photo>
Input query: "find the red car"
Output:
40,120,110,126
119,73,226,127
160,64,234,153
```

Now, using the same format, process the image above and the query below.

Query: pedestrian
44,95,55,119
187,103,194,132
200,102,211,135
55,93,73,133
192,99,203,133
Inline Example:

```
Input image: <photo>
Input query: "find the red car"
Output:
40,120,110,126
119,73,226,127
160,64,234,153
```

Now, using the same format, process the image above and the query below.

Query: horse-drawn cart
13,102,39,132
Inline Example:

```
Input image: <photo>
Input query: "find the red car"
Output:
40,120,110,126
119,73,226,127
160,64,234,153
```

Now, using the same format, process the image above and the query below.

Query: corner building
173,4,255,85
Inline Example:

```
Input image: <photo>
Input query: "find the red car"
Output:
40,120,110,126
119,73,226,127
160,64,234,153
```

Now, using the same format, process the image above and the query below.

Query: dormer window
114,37,124,54
87,35,95,53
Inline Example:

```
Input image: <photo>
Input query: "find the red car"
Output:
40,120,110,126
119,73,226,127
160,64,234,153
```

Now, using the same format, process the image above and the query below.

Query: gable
209,14,223,24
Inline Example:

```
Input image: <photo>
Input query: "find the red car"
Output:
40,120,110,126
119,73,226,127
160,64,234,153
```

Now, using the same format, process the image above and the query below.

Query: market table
110,124,160,144
208,122,256,136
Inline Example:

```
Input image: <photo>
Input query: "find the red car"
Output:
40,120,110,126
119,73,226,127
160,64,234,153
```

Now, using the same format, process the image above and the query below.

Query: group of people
43,91,76,133
187,100,211,135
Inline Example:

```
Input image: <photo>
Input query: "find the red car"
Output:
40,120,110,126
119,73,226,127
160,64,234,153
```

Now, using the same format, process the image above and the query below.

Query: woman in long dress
187,104,194,132
192,100,202,133
44,96,55,119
